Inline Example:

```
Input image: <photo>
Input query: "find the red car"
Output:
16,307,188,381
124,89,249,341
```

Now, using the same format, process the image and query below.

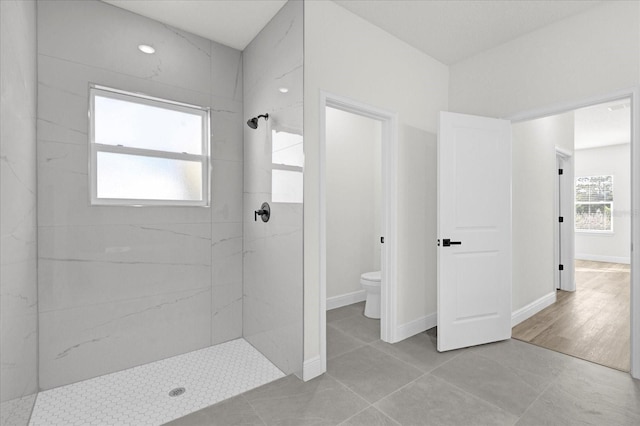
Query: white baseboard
575,254,630,264
326,290,366,310
392,312,437,343
302,355,323,382
512,291,557,327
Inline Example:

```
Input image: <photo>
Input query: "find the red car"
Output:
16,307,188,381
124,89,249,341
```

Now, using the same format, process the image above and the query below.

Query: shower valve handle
254,202,271,222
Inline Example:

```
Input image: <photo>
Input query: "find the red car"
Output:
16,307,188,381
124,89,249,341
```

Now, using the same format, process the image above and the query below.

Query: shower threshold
29,338,285,425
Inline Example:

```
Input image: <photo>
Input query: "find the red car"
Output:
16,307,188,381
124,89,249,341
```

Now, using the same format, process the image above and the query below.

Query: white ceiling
102,0,602,63
574,100,631,150
333,0,603,65
102,0,287,51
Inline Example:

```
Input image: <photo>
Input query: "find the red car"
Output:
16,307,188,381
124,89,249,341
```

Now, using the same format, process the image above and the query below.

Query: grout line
367,331,466,375
331,375,373,408
37,284,212,315
429,373,521,421
514,380,556,424
240,394,268,426
337,405,373,425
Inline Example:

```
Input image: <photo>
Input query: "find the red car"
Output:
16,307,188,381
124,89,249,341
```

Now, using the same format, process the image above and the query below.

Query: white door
437,111,512,352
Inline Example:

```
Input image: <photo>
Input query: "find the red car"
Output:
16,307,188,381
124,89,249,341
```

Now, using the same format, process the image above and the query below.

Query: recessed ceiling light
138,44,155,54
278,87,289,93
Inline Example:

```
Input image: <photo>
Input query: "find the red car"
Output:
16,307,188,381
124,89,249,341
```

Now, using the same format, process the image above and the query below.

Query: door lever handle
442,239,462,247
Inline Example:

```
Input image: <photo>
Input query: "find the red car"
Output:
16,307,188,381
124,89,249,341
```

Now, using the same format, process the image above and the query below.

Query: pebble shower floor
29,339,285,425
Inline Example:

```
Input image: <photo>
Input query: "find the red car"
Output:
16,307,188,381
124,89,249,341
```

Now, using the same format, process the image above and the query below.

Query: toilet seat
360,271,381,284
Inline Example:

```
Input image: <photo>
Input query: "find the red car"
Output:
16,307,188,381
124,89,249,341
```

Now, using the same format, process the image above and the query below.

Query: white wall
450,1,640,119
36,0,244,389
304,0,448,361
575,144,631,264
0,0,39,419
326,108,381,299
448,0,640,378
450,0,639,316
512,112,574,311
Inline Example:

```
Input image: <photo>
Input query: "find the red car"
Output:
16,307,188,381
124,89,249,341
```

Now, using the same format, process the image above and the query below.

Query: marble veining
242,0,303,376
36,0,244,390
1,0,39,407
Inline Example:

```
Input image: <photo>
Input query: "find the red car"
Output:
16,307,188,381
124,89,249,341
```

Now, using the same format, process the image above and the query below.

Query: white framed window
89,85,210,206
575,175,613,232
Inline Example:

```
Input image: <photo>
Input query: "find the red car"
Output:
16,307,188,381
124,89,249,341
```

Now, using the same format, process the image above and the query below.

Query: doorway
512,98,632,372
555,149,575,292
316,92,398,376
324,106,382,359
316,92,398,374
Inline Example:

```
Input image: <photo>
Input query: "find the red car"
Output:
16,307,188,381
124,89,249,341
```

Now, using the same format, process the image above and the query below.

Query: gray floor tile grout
512,379,556,426
325,370,373,406
326,331,373,361
327,323,371,344
471,341,568,383
371,372,431,422
366,338,446,374
330,335,426,380
330,373,374,408
239,394,268,426
429,373,521,421
336,406,369,426
419,346,467,374
436,348,555,397
337,404,402,426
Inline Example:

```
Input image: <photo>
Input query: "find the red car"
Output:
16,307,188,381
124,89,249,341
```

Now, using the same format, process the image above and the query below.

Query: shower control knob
254,202,271,222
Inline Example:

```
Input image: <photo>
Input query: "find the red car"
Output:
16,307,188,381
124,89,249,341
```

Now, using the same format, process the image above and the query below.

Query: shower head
247,118,259,129
247,113,269,129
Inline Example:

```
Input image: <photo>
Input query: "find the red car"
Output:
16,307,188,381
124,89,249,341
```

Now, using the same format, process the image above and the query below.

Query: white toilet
360,271,381,319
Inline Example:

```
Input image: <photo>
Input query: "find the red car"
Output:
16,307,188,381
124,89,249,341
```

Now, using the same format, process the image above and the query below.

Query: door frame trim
555,148,575,292
317,91,398,374
508,87,639,379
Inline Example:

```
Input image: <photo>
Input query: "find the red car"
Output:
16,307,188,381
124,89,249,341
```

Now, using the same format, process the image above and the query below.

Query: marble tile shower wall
243,0,304,376
36,0,243,390
0,0,39,416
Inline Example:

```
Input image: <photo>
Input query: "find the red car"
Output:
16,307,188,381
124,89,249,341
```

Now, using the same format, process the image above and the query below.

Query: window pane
575,177,591,202
272,130,304,167
575,175,613,202
272,169,303,203
94,95,203,154
97,152,202,201
575,203,612,231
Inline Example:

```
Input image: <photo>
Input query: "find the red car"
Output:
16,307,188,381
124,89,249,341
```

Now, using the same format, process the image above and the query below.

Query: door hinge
558,168,564,175
559,216,564,223
559,264,564,271
381,236,384,244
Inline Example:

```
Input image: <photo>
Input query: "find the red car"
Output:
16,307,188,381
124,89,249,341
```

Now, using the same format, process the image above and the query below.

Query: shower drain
169,387,186,397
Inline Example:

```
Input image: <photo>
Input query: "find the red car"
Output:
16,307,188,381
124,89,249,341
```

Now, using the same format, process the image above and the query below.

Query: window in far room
575,175,613,232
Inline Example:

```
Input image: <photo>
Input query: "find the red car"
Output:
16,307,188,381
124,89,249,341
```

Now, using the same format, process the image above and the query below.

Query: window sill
575,230,614,236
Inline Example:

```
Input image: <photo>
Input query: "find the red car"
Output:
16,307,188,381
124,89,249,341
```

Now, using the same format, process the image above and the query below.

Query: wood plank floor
512,260,630,371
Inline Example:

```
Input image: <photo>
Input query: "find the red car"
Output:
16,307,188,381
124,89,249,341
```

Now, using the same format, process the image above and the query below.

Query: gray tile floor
167,302,640,425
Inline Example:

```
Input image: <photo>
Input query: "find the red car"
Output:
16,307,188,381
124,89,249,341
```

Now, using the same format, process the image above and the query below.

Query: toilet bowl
360,271,381,319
